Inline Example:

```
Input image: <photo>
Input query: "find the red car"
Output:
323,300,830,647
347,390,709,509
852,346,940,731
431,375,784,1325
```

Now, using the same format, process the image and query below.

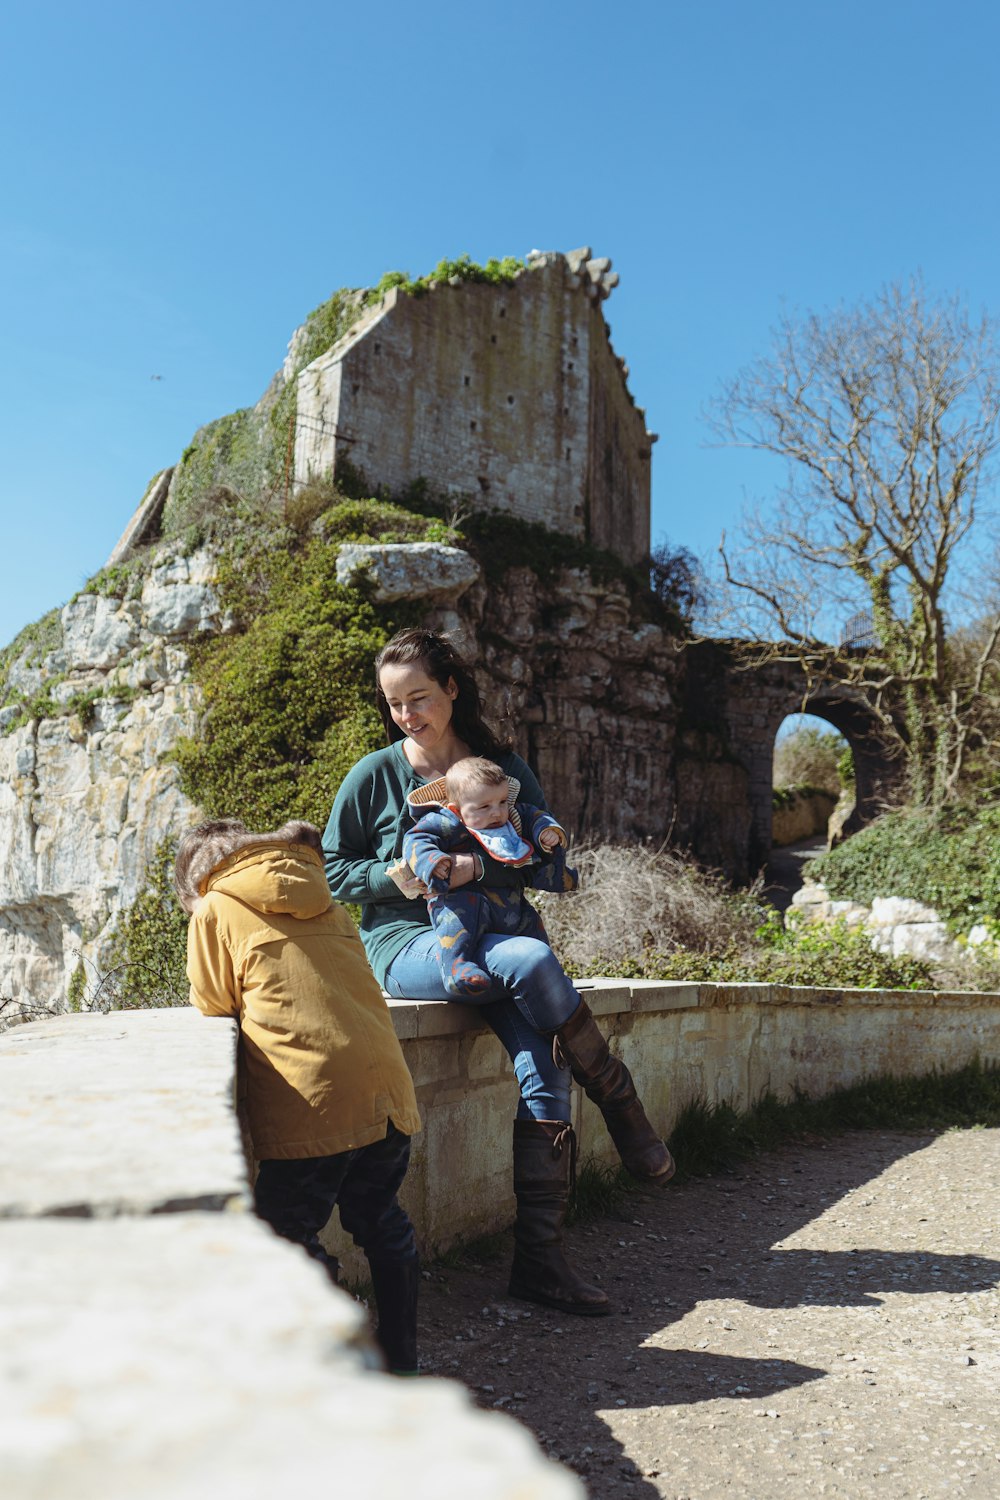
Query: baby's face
458,783,510,830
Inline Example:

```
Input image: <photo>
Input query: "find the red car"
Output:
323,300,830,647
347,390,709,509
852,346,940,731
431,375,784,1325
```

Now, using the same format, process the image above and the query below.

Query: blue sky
3,0,1000,651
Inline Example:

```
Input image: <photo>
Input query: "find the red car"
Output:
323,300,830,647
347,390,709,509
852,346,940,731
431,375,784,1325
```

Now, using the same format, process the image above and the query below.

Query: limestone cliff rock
789,882,962,965
0,548,226,1013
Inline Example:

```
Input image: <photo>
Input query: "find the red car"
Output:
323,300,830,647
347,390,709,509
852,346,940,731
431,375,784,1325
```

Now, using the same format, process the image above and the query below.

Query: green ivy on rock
171,488,432,828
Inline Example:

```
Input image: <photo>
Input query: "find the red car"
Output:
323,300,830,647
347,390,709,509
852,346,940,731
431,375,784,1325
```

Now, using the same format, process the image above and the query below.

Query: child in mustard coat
175,817,422,1374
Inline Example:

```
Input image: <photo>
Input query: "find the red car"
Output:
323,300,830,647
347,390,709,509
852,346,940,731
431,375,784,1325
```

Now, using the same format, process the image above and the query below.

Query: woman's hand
447,853,480,889
387,860,428,900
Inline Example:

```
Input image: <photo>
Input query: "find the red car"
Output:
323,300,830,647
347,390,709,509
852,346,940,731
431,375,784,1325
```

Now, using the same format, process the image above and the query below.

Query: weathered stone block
336,541,481,602
0,1011,248,1218
140,548,226,637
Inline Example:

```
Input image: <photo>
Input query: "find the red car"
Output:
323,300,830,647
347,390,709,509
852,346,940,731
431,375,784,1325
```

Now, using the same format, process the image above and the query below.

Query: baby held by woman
401,756,577,996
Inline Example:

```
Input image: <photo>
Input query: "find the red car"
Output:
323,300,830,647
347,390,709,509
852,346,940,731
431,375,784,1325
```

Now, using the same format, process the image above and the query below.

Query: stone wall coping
0,1008,250,1221
383,978,1000,1039
0,1006,583,1500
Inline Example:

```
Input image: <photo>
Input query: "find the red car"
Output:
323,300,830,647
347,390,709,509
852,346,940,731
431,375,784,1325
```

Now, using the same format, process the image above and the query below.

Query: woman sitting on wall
322,627,674,1317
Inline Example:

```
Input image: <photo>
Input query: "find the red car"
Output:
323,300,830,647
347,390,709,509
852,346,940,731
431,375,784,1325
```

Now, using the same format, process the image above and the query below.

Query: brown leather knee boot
554,1000,675,1184
508,1119,610,1317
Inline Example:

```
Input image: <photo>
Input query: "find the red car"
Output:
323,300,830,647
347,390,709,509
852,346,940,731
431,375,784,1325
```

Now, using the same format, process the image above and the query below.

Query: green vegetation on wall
102,840,190,1009
167,409,272,536
0,608,62,678
368,254,523,300
170,485,446,828
0,610,65,725
161,256,524,542
807,798,1000,937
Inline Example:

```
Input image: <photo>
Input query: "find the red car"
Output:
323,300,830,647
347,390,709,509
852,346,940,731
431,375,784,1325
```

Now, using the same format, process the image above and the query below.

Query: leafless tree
711,279,1000,804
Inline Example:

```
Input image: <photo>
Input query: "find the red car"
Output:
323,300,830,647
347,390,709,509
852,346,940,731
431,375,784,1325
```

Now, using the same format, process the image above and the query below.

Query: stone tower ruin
293,249,657,566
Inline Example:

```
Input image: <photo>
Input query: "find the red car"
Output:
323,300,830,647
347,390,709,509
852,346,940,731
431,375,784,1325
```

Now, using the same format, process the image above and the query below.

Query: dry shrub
922,945,1000,995
533,843,763,972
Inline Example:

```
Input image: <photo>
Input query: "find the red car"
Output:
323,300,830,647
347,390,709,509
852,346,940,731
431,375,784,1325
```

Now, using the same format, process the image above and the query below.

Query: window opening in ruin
507,395,514,405
464,376,471,386
499,307,506,317
567,363,574,372
565,447,571,460
491,334,497,344
471,421,477,431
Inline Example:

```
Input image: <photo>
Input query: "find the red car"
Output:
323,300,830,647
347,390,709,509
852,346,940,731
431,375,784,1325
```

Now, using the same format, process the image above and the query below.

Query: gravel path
418,1128,1000,1499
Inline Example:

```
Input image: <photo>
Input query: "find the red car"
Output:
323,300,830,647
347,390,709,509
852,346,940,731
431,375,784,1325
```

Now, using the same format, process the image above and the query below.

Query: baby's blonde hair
174,818,322,913
444,756,509,805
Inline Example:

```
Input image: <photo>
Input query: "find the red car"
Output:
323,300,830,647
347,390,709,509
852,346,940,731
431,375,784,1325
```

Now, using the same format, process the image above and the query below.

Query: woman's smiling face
379,661,459,755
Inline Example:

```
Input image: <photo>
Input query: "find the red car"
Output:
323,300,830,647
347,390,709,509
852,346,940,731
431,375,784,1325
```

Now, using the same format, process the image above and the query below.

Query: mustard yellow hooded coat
186,840,420,1160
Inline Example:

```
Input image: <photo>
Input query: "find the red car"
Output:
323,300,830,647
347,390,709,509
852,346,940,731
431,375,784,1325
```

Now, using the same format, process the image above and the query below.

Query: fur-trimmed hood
179,820,329,918
183,817,420,1158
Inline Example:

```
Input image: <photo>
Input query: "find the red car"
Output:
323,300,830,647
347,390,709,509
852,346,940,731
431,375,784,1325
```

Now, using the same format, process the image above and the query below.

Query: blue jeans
384,930,579,1121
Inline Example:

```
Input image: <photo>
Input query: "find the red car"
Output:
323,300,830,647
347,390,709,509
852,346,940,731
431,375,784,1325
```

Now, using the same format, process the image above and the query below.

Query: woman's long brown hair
374,628,509,758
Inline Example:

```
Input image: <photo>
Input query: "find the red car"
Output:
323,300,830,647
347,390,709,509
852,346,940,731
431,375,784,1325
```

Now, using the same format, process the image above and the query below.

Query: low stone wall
0,1010,581,1500
324,977,1000,1275
771,789,838,846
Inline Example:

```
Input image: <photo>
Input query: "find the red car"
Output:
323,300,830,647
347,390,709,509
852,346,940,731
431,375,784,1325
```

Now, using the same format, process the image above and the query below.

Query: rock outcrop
0,249,856,1013
0,548,227,1012
788,881,987,965
294,248,655,565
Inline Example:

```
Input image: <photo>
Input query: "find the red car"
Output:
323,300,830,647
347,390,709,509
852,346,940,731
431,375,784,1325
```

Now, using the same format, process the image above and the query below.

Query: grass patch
567,1156,635,1224
667,1058,1000,1181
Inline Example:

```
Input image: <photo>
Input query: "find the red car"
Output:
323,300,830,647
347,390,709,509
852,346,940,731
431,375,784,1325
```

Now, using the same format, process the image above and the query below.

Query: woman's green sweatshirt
322,740,546,987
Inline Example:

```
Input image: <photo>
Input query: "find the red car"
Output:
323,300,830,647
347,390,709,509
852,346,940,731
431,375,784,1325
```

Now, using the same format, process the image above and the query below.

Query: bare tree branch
709,278,1000,803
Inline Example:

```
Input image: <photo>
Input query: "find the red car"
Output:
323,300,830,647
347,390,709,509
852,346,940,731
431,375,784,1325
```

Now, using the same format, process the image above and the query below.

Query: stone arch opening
752,689,902,867
772,711,846,848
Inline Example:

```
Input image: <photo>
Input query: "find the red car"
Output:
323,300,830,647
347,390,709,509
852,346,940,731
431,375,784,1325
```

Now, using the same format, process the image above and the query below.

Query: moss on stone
0,607,62,679
170,485,437,827
164,408,274,536
367,254,524,300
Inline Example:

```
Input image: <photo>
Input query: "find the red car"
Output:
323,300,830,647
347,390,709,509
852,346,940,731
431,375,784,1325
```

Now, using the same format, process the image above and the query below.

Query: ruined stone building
293,249,656,565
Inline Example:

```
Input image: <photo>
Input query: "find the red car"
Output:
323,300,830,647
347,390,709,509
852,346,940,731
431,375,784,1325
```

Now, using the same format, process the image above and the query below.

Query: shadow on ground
417,1129,1000,1497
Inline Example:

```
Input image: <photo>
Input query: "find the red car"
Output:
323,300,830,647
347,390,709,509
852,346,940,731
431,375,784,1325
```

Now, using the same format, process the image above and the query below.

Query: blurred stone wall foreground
0,1008,582,1500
